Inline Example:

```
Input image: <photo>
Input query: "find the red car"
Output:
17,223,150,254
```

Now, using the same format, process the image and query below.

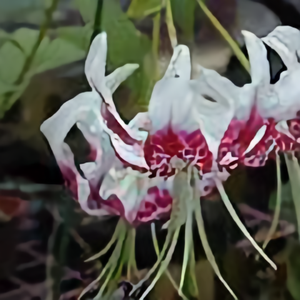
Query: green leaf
0,41,25,85
0,80,29,118
284,154,300,239
287,242,300,300
102,0,151,68
171,0,196,41
102,0,153,108
127,0,162,19
56,23,94,52
10,28,39,56
269,181,293,210
30,37,86,75
73,0,98,23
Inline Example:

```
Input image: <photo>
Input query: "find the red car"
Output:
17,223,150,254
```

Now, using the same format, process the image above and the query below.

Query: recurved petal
262,26,300,70
105,63,139,96
190,67,240,157
242,30,270,86
163,44,191,79
85,32,107,89
40,91,116,214
100,168,174,223
40,91,103,176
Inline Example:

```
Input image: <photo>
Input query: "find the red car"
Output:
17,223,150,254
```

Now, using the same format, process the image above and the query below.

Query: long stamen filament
140,227,181,300
262,154,282,249
194,190,238,300
129,226,173,296
214,178,277,270
150,223,189,299
284,153,300,240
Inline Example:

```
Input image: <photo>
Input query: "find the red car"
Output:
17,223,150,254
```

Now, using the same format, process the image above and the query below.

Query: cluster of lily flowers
41,25,300,299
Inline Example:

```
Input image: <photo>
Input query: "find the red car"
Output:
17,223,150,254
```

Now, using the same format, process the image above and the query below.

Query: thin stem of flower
140,227,180,300
130,226,173,296
194,196,238,300
85,219,123,262
94,230,127,299
91,0,103,42
152,10,161,80
195,0,250,73
284,153,300,240
262,154,282,249
215,178,277,270
150,223,188,300
165,0,177,48
179,205,193,293
3,0,59,111
127,227,137,281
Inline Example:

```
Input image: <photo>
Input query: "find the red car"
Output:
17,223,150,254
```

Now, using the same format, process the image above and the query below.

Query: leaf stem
196,0,250,73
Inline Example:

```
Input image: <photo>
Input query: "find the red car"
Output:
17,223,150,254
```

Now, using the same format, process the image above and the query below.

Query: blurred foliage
0,0,47,24
0,0,211,119
127,0,162,19
171,0,196,42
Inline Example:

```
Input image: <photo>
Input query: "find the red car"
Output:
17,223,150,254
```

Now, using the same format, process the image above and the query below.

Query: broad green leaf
171,0,196,42
73,0,98,23
287,242,300,300
284,154,300,239
127,0,161,19
30,37,86,75
269,181,293,210
102,0,151,68
102,0,152,108
0,0,47,24
0,80,19,95
56,23,93,52
0,41,25,84
10,28,39,56
0,80,29,117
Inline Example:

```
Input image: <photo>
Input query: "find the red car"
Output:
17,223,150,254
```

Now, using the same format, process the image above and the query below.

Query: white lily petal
242,30,270,85
100,170,174,223
262,26,300,70
85,32,107,88
106,63,139,94
148,78,198,133
40,92,118,217
163,45,191,79
273,67,300,120
40,92,103,171
191,67,240,157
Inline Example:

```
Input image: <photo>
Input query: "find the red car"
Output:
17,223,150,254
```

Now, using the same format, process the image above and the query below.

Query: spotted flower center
143,127,213,177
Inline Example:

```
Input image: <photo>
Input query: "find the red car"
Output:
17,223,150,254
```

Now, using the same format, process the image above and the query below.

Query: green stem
165,0,177,48
150,223,188,300
152,10,161,80
3,0,59,112
129,225,173,296
262,154,282,249
91,0,103,42
284,153,300,240
85,219,123,262
195,197,238,300
196,0,250,73
179,205,193,293
140,227,180,300
17,0,59,84
215,178,277,270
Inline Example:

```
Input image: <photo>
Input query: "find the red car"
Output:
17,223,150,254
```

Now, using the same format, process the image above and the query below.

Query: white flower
40,33,173,223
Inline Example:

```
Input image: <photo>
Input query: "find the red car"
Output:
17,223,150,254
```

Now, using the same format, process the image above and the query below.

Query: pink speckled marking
144,127,213,177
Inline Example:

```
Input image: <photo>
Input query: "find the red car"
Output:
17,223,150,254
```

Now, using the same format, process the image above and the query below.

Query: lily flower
40,32,174,225
217,26,300,171
41,31,276,300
